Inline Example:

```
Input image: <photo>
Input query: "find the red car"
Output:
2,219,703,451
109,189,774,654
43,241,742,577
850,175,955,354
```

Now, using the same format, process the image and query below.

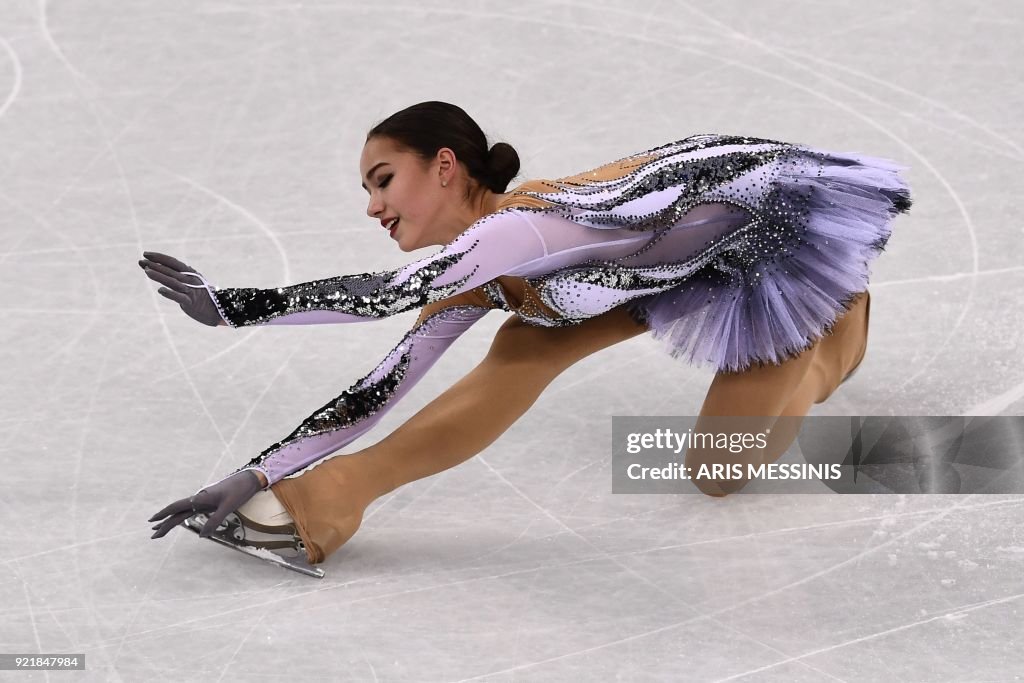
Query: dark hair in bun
366,101,521,198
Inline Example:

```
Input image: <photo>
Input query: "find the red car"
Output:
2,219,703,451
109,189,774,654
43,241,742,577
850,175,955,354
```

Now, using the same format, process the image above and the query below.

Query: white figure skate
181,492,324,578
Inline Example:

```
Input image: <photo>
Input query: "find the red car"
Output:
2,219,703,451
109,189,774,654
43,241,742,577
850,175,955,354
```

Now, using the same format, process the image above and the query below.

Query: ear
436,147,456,180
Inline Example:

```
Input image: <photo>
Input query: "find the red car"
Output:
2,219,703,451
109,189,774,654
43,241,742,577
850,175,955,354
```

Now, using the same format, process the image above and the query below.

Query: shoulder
495,145,677,211
495,179,565,211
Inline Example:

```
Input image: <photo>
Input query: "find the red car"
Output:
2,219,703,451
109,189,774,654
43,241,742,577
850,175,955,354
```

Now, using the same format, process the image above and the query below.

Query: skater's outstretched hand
138,251,226,327
148,470,263,539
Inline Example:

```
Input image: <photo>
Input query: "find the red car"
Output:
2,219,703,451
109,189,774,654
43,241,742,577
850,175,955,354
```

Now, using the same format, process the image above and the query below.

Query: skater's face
361,135,464,252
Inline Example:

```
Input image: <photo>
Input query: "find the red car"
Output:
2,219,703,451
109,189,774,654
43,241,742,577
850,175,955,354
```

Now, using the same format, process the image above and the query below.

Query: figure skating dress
190,133,912,491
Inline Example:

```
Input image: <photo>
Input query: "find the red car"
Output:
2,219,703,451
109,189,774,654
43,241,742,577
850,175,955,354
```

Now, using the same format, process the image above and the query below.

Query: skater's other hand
148,470,263,539
138,251,226,327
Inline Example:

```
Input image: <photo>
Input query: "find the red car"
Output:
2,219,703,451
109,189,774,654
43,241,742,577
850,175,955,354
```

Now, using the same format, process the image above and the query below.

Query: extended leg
271,305,648,564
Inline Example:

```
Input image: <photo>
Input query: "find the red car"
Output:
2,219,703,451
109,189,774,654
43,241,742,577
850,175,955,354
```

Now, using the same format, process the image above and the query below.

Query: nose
366,193,384,219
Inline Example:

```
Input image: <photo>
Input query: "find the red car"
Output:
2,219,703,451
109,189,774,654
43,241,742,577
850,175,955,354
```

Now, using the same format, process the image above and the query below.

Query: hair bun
366,101,522,195
485,142,521,193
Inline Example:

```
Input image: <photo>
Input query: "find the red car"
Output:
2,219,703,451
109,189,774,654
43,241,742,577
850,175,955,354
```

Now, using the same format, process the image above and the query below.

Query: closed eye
379,174,392,188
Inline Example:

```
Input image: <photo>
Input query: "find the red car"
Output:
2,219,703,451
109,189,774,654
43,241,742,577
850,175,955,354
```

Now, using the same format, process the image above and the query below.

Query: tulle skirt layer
625,147,912,374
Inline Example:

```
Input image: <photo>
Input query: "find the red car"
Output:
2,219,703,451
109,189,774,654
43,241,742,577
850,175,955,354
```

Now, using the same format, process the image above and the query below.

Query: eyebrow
360,162,391,191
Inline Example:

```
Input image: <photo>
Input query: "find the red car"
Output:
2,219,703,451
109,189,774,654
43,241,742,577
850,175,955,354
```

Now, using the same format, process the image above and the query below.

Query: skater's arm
204,287,499,491
142,208,655,329
203,209,549,327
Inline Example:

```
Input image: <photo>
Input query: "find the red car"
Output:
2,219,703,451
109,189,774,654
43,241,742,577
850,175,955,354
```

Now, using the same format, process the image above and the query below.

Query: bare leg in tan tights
270,303,650,564
271,291,871,564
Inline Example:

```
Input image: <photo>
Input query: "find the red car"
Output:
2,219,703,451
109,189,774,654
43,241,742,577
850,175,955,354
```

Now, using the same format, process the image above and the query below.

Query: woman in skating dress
143,101,911,568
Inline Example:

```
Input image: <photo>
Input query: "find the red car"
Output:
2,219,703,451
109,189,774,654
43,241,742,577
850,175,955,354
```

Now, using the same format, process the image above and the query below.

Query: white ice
1,0,1022,680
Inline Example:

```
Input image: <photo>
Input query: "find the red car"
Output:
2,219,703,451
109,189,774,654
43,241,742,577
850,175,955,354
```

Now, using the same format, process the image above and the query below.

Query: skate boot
181,490,324,578
234,488,300,551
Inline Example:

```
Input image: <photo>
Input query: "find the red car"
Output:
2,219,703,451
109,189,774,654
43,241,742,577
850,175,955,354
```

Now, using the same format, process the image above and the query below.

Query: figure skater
143,101,910,573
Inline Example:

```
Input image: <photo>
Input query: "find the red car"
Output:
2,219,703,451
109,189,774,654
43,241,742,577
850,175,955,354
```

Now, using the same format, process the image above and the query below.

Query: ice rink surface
1,0,1022,680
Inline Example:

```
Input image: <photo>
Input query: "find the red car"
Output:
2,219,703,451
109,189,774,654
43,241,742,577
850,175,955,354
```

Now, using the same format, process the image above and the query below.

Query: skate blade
181,513,325,579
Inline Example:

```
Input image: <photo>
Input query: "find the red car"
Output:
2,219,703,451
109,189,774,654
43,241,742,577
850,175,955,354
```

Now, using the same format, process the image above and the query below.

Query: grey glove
149,470,264,539
138,251,225,327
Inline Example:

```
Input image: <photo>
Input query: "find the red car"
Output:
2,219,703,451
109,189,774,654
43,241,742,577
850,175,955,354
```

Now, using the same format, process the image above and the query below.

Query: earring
441,180,447,187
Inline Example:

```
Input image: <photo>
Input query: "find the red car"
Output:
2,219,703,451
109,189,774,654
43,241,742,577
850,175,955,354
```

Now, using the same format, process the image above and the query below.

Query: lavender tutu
625,147,913,373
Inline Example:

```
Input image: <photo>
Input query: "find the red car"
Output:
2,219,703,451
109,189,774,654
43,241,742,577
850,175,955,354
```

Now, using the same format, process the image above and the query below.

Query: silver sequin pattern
214,252,480,327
